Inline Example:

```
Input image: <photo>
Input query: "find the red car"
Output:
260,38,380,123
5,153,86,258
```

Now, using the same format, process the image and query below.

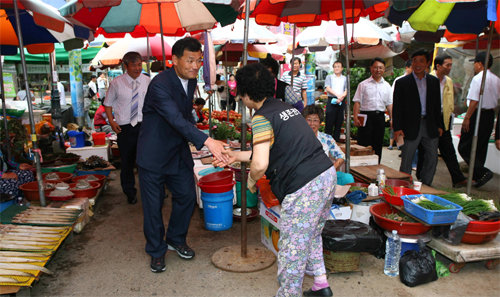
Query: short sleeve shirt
325,74,347,97
281,71,308,95
251,115,274,147
467,70,500,109
353,76,393,111
317,132,345,160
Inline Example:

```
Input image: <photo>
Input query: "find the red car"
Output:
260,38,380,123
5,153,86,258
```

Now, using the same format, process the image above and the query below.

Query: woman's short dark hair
302,105,324,122
122,52,142,66
235,63,275,102
172,37,202,58
260,55,279,77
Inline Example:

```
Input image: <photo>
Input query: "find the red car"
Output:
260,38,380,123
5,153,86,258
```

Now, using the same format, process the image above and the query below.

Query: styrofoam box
66,144,109,161
340,154,378,172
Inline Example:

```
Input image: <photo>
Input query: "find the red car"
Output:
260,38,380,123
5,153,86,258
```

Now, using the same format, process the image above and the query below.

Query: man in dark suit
137,37,227,273
393,49,444,186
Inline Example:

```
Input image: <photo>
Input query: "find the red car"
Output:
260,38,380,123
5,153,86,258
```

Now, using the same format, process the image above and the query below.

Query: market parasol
60,0,239,70
1,0,92,207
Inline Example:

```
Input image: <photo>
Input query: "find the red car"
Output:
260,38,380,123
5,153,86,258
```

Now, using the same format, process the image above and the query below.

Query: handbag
284,85,302,105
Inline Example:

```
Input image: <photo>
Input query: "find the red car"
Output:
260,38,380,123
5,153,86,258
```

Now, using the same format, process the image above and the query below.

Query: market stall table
350,165,412,184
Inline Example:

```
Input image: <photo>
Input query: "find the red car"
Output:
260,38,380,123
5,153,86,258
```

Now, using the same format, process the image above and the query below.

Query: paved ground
31,148,500,297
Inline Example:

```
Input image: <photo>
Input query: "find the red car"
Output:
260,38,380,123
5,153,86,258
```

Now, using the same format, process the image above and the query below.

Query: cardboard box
260,201,281,256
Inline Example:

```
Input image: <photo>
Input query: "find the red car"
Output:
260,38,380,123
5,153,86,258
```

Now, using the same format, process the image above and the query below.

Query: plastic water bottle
384,230,401,277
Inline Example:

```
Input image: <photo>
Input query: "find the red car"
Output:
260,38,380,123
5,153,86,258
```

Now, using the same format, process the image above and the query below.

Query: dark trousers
116,124,140,198
458,109,495,180
357,111,385,163
138,163,196,258
325,100,345,142
221,95,236,111
417,129,466,185
400,119,439,186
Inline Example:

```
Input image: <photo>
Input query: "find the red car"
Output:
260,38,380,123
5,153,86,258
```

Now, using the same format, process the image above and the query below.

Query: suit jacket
137,68,208,174
393,73,444,140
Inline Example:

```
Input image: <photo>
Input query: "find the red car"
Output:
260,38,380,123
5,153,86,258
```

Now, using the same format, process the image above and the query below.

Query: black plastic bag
399,247,438,287
322,220,383,254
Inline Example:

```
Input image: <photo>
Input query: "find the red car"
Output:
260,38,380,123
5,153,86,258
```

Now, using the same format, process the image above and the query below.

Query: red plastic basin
72,174,107,189
466,219,500,233
69,181,100,198
46,192,75,201
42,172,73,183
198,180,235,194
19,181,54,201
370,202,431,235
385,179,411,188
461,230,499,244
199,170,233,185
382,187,422,206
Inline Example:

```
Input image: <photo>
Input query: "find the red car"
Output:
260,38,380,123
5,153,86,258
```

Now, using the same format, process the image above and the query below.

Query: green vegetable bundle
439,193,495,216
417,200,451,210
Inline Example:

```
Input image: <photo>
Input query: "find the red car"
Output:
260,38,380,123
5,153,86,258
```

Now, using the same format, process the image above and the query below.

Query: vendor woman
215,63,336,297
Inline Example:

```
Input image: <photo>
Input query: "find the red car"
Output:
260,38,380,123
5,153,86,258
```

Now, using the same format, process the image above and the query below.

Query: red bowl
198,181,235,194
382,187,422,206
72,174,107,188
42,172,73,183
461,230,499,244
385,179,411,188
370,202,431,235
466,220,500,233
69,181,100,198
46,192,75,201
347,182,369,188
19,181,54,201
199,170,233,185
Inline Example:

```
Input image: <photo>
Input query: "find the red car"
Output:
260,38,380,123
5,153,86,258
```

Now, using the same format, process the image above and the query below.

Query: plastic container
385,179,411,188
402,194,463,225
382,187,422,206
67,130,85,148
68,181,100,198
42,113,52,123
384,230,401,277
198,167,223,177
466,220,500,233
368,183,378,196
461,230,499,244
75,169,111,176
256,178,279,208
19,181,54,201
235,181,258,208
42,172,73,183
199,170,233,185
198,180,235,194
200,190,233,231
92,132,106,146
377,169,386,195
72,174,107,188
370,202,431,235
41,163,77,174
384,231,431,256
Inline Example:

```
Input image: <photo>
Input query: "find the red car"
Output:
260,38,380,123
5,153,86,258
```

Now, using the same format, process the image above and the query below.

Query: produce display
411,196,457,210
77,155,109,170
350,186,368,194
382,213,416,223
438,193,498,217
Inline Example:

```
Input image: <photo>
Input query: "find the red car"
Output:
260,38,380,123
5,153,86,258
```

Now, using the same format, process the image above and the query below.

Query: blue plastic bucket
67,131,85,148
200,190,233,231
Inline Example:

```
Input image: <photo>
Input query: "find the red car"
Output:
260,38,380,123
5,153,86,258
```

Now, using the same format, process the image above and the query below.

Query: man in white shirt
458,52,500,187
324,61,347,142
353,57,393,162
87,75,97,99
103,52,151,204
57,81,66,106
97,72,108,99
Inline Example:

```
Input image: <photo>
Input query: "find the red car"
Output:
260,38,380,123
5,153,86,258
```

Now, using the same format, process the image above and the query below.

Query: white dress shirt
467,69,500,109
57,81,66,105
88,81,97,94
353,76,392,111
103,73,150,125
413,72,427,116
324,74,346,97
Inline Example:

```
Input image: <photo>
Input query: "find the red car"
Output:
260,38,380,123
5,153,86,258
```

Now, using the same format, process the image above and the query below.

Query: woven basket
323,250,360,273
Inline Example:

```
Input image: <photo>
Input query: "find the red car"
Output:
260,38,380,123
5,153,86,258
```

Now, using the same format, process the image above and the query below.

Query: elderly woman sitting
302,105,345,170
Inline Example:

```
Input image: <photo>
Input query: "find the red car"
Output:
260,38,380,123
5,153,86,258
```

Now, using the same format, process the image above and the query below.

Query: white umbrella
211,19,278,44
296,18,393,47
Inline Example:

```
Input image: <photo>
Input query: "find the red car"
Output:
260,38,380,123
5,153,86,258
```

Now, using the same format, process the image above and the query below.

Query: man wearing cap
458,52,500,187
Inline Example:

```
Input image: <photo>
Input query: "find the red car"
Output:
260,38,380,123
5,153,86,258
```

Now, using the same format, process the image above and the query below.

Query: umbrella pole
466,22,495,195
49,51,62,137
341,0,351,173
157,3,167,71
0,59,12,160
212,0,275,273
225,47,230,122
208,92,213,138
146,35,151,74
13,0,46,206
290,24,296,87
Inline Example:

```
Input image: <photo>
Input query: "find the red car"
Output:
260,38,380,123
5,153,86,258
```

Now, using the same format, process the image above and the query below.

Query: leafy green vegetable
416,200,453,210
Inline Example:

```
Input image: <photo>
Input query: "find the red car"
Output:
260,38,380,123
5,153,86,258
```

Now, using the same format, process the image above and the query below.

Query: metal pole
225,47,230,122
49,51,62,130
0,59,12,160
146,35,151,74
466,22,495,195
290,24,296,87
13,0,46,206
341,0,351,172
158,3,167,71
208,92,213,138
239,0,252,258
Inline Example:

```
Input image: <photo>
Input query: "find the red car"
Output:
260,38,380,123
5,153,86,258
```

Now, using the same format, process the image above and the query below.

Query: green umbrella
2,43,101,64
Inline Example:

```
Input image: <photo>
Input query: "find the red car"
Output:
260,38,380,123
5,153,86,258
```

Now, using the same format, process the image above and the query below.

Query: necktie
130,80,139,126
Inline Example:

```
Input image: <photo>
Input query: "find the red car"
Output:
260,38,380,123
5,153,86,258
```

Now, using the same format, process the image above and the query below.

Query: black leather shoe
127,195,137,204
150,255,166,273
167,241,195,260
303,287,333,297
474,170,493,188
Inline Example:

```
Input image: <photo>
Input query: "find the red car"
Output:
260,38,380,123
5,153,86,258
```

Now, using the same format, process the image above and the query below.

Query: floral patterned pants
276,167,336,297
